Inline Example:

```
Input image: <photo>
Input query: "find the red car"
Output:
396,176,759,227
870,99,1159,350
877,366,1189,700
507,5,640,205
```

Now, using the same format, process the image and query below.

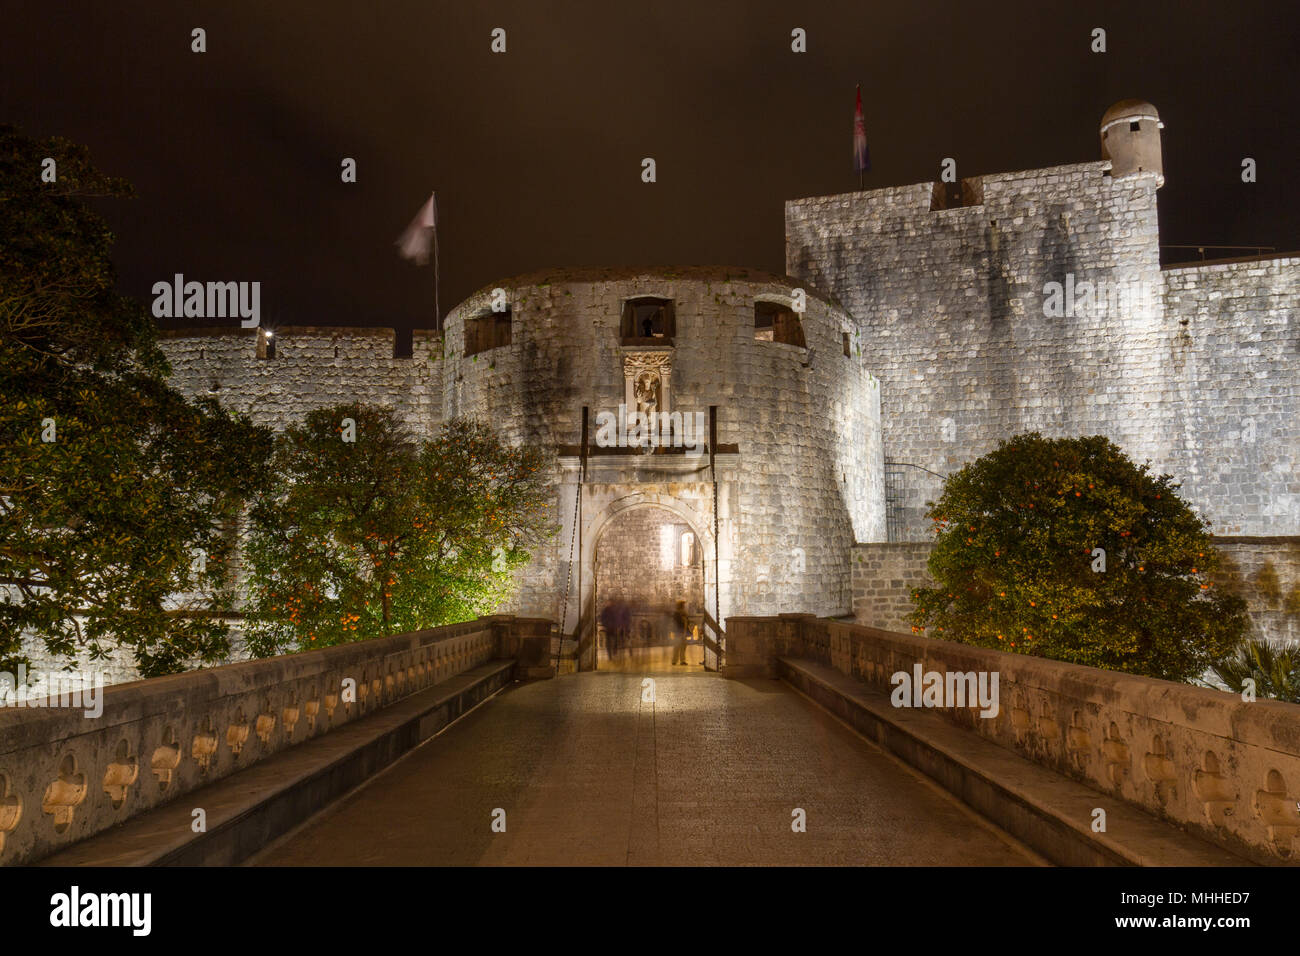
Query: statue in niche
633,370,660,421
632,371,660,453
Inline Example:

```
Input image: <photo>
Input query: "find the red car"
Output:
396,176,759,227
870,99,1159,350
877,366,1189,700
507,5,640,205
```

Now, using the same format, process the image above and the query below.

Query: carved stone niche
623,350,673,423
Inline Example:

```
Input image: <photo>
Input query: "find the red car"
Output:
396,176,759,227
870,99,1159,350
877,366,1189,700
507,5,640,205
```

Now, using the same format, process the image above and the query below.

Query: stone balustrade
0,616,545,866
727,614,1300,865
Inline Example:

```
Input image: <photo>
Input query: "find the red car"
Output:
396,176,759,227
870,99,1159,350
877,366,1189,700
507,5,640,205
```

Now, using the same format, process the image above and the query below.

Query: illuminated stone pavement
251,667,1044,866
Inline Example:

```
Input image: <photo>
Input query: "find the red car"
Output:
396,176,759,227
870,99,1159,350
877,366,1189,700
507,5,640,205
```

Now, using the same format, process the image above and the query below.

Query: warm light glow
659,524,676,570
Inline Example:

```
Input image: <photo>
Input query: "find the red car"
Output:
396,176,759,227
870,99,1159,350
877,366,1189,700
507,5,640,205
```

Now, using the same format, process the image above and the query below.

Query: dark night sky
3,0,1297,330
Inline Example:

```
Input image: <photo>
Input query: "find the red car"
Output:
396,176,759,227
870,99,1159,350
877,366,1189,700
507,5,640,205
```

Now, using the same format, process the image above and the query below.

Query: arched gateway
561,466,729,672
591,502,708,671
157,267,889,674
438,267,887,667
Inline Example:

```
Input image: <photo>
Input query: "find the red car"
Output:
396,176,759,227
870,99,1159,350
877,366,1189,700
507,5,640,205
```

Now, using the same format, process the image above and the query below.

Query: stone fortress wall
441,267,885,624
159,325,444,436
156,267,886,636
786,153,1298,542
791,99,1299,646
144,98,1297,666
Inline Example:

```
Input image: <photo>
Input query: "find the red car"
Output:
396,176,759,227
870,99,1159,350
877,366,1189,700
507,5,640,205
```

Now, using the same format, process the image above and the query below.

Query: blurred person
671,600,689,665
600,601,620,661
616,599,631,659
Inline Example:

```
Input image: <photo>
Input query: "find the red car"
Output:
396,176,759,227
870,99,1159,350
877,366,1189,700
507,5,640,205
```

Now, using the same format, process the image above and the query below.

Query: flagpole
433,192,441,332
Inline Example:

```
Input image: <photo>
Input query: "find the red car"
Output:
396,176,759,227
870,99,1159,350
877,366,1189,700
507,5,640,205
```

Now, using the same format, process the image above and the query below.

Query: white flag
396,192,437,265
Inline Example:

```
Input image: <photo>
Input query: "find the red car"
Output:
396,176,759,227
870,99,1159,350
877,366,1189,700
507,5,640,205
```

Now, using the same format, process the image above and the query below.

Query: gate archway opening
592,504,707,672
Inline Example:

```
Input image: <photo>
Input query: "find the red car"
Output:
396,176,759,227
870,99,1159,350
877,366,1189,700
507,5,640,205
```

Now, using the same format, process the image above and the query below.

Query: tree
0,126,273,677
908,433,1249,682
242,405,554,655
1210,639,1300,704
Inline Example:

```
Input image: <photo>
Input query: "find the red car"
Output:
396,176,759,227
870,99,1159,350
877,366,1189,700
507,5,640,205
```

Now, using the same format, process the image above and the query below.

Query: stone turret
1100,99,1164,186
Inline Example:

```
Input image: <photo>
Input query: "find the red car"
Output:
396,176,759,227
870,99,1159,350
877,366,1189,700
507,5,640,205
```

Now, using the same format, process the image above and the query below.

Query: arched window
681,531,697,567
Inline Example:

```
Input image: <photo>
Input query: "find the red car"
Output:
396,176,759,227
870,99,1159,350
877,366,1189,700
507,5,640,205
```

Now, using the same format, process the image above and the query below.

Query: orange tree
908,433,1248,682
242,405,554,654
0,126,272,677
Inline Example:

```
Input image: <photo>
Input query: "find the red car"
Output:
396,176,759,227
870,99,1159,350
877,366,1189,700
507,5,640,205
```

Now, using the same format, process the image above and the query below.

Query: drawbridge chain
555,478,581,667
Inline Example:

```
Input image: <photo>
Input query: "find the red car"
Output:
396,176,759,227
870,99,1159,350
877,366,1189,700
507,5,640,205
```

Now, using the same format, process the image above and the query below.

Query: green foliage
242,406,555,655
0,126,274,676
1209,639,1300,703
909,433,1249,682
0,125,163,378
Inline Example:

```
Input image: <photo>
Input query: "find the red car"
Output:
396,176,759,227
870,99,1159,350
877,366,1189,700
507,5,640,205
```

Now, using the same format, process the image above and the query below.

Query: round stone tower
441,266,887,661
1100,99,1164,186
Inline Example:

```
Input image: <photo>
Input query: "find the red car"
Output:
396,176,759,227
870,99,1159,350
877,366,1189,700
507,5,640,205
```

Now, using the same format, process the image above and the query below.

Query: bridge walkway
251,657,1044,866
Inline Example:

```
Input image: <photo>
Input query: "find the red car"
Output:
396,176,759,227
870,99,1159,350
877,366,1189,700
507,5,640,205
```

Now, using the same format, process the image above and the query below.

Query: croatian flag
396,192,437,265
853,85,870,174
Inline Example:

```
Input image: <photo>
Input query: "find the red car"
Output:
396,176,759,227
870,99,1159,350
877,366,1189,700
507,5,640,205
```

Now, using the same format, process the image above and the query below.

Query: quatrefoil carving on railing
151,727,182,792
255,698,277,745
1101,722,1130,787
42,754,87,833
1193,751,1236,828
192,717,219,774
103,739,139,808
0,772,23,854
227,709,250,758
282,692,300,740
1142,735,1178,801
1254,769,1298,857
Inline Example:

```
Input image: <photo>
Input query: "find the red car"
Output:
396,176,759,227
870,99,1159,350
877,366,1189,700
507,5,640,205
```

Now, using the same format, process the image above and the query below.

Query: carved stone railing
0,615,548,866
727,614,1300,865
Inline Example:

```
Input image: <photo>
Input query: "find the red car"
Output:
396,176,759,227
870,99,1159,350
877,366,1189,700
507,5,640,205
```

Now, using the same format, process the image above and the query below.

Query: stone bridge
2,615,1297,867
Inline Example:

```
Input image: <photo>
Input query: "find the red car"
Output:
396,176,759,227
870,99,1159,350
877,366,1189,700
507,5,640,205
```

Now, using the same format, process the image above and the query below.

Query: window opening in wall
929,176,984,211
842,331,851,356
465,310,512,357
1129,120,1140,132
754,300,806,348
256,328,276,360
394,327,414,359
884,459,906,542
681,531,697,567
620,297,675,344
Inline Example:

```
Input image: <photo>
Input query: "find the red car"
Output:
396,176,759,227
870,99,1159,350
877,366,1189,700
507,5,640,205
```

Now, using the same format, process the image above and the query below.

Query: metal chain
555,479,581,667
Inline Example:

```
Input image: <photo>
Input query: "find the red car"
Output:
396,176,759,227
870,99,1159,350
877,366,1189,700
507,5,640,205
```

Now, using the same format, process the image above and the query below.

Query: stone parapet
729,613,1300,865
0,616,537,866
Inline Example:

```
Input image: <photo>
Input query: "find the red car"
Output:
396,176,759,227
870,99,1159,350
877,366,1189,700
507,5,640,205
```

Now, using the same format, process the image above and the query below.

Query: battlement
159,324,440,342
785,144,1298,541
785,161,1132,219
1161,252,1300,273
157,325,445,436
